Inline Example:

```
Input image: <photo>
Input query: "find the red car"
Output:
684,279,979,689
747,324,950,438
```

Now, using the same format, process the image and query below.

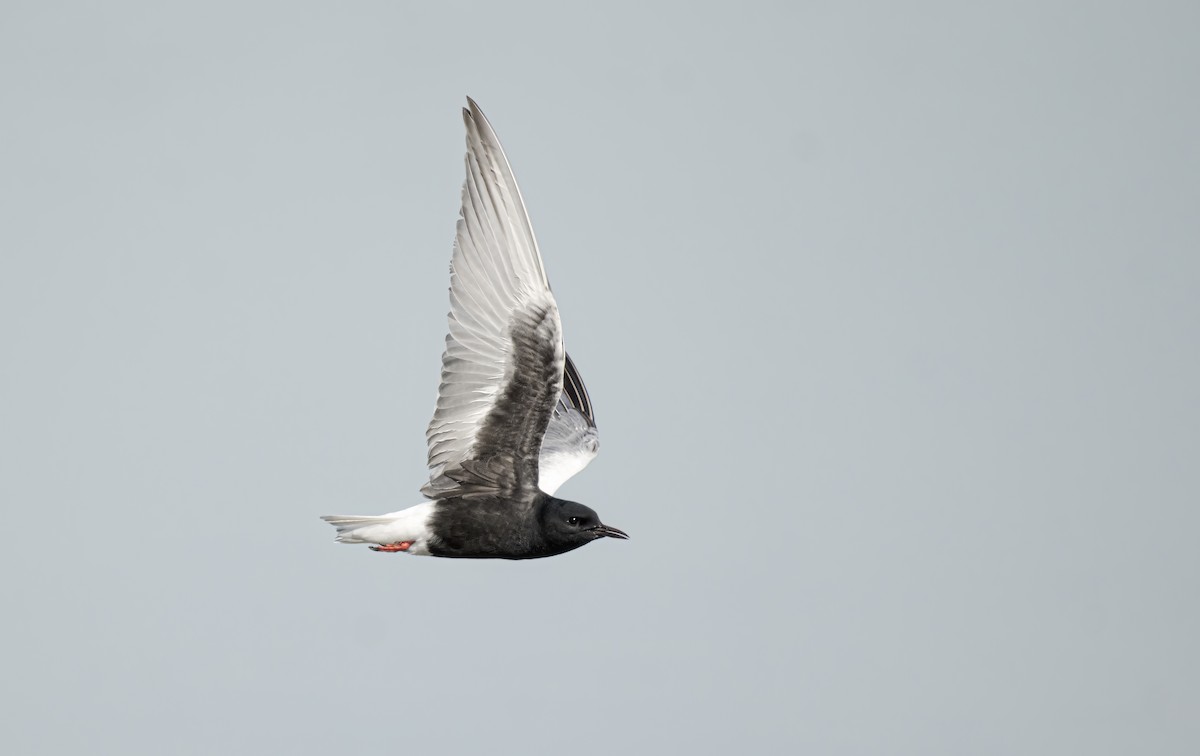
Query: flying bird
321,99,626,559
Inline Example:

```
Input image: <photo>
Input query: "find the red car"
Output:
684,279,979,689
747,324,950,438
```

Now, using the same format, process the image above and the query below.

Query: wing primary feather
561,353,595,426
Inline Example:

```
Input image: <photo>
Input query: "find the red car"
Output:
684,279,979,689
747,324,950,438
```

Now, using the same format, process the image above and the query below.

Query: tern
321,99,625,559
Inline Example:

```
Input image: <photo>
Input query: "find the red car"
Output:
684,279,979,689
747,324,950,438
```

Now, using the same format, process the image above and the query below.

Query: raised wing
537,353,599,495
421,99,565,500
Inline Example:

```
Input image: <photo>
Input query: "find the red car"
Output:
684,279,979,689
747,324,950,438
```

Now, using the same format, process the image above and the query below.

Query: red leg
369,541,413,553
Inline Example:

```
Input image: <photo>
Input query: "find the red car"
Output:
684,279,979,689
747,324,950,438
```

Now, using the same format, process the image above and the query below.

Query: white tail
319,503,435,554
321,514,399,543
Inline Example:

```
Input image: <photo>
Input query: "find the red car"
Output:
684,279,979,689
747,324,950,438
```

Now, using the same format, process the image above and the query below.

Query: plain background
2,1,1197,754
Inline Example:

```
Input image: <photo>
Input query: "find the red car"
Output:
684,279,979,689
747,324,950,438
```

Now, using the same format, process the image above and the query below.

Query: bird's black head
539,497,629,555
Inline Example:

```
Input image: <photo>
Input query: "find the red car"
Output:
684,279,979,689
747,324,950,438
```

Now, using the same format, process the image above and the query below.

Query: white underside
320,502,435,556
538,443,598,496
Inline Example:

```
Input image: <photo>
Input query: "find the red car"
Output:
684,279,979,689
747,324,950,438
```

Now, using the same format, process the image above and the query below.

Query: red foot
369,541,413,553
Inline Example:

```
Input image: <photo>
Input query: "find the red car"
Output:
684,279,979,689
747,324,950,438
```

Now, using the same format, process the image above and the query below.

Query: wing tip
463,96,485,129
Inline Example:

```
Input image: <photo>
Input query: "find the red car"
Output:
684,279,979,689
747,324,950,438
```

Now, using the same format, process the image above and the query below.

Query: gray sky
2,1,1198,754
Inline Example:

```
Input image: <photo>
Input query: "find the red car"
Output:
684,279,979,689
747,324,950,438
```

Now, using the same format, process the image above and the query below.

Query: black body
427,492,625,560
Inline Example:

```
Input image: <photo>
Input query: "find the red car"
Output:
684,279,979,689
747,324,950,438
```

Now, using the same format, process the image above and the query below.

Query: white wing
421,99,569,500
537,354,599,495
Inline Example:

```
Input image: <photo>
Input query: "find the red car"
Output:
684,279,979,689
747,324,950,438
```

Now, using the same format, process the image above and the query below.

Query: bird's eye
567,516,581,526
